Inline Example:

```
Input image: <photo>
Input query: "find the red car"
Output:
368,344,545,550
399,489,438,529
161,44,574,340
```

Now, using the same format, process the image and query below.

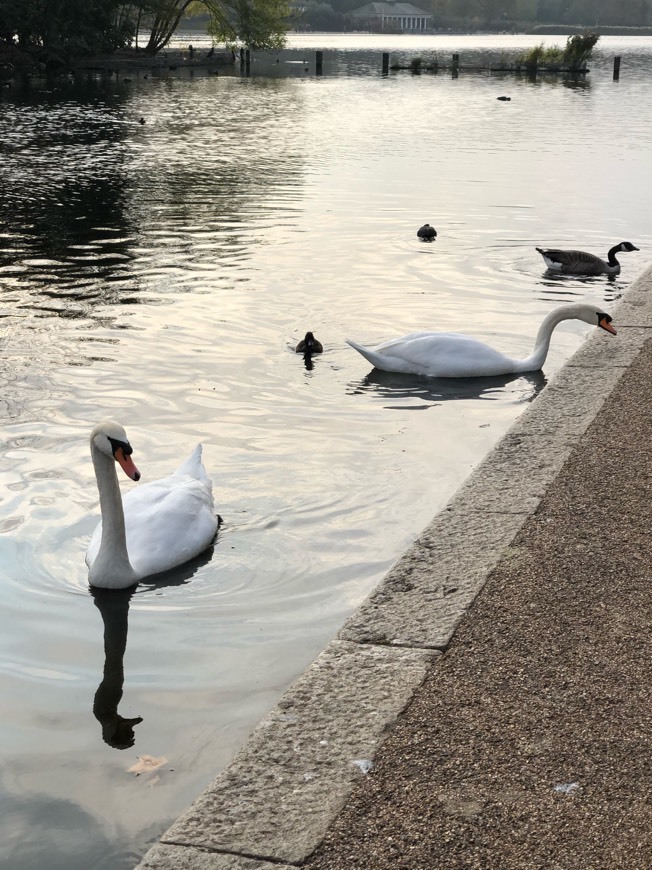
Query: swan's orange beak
115,447,141,481
599,317,617,335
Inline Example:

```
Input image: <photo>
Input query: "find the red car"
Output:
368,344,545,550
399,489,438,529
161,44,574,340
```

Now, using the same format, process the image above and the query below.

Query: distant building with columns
350,1,433,32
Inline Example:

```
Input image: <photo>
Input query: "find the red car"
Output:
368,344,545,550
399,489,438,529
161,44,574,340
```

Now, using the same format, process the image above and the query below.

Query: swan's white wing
171,443,210,481
122,473,217,577
86,524,101,567
351,332,518,377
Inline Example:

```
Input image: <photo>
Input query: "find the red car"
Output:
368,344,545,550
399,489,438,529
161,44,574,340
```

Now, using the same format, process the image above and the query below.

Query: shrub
516,32,599,69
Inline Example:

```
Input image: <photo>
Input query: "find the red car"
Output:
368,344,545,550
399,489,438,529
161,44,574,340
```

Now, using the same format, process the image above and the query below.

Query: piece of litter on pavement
553,782,580,794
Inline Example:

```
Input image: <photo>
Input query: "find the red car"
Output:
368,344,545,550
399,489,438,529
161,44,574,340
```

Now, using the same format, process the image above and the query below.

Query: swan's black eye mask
598,312,612,324
107,436,133,457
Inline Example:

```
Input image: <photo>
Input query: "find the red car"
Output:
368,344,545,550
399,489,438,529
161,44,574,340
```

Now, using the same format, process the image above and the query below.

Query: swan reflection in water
90,545,215,750
348,368,547,407
91,586,142,750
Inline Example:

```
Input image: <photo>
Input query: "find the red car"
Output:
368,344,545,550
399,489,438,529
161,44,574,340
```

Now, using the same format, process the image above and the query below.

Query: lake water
1,31,650,869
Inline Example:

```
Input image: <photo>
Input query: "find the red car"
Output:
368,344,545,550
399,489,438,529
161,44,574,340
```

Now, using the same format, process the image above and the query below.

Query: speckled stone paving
304,338,652,869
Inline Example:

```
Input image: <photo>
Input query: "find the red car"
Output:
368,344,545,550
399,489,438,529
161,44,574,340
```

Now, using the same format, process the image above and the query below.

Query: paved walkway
306,335,652,868
137,270,652,870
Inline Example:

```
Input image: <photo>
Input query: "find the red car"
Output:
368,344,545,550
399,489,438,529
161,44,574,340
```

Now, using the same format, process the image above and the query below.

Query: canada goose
417,224,437,241
295,331,323,354
86,422,218,590
536,242,639,275
346,302,616,378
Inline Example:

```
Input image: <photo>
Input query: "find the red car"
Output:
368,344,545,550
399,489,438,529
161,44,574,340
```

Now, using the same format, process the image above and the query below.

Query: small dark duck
497,96,511,101
295,331,323,354
417,223,437,241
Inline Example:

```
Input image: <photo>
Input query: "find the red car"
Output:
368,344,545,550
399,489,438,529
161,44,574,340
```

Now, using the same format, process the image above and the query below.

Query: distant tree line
0,0,288,67
295,0,652,32
1,0,649,68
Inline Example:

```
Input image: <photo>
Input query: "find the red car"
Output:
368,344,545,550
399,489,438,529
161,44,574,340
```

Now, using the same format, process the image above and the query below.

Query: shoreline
136,266,652,869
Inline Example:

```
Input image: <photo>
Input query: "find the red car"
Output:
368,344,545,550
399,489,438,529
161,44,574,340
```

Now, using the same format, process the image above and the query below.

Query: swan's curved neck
90,445,138,587
516,306,583,372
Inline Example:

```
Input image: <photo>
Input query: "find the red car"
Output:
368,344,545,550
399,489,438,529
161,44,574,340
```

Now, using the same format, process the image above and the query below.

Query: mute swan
536,241,639,275
295,331,323,354
86,422,218,590
417,224,437,241
346,302,616,378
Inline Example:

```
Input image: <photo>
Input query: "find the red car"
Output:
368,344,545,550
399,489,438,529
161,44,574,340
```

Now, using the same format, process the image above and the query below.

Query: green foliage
563,31,600,64
0,0,289,61
516,32,599,68
205,0,289,49
0,0,135,59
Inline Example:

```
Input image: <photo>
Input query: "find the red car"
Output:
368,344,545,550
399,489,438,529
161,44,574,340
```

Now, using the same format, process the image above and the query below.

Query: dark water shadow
535,272,623,305
89,542,217,750
348,368,547,407
91,586,141,750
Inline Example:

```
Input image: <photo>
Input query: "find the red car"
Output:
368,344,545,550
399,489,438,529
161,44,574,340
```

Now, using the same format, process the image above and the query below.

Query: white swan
86,422,218,590
346,302,616,378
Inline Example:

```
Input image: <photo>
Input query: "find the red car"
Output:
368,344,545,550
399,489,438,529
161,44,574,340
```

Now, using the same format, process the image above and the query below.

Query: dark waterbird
417,223,437,241
536,241,639,276
295,331,323,354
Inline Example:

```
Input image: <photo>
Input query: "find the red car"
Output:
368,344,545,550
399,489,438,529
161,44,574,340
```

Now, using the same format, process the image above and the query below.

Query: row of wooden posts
258,50,623,79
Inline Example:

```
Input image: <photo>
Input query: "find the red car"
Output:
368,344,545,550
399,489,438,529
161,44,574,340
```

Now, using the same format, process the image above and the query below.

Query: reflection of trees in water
0,79,140,320
123,77,307,242
1,75,307,308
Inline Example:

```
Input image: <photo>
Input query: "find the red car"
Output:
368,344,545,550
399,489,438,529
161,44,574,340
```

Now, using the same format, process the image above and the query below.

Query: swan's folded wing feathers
379,333,513,377
172,443,210,480
123,475,217,578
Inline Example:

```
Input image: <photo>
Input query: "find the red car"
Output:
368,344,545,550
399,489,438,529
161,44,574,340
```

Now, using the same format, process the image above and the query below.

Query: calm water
1,32,650,869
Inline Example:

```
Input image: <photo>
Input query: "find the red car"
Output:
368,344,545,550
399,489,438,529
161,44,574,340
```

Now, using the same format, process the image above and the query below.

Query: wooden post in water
382,52,390,75
613,55,621,80
316,51,323,75
526,58,537,80
451,53,459,77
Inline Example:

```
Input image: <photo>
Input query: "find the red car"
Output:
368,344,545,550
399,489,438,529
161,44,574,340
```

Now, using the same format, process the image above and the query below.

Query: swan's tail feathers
535,247,545,254
174,444,210,480
346,338,385,369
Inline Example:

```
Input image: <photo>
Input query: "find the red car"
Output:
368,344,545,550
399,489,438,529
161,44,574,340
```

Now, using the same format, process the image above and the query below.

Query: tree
140,0,289,53
0,0,289,64
0,0,136,57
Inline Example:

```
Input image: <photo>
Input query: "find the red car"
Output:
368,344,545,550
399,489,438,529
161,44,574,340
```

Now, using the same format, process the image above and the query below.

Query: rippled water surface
1,33,651,868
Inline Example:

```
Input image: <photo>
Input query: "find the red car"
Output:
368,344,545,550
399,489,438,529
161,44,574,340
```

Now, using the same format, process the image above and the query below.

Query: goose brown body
536,242,639,276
